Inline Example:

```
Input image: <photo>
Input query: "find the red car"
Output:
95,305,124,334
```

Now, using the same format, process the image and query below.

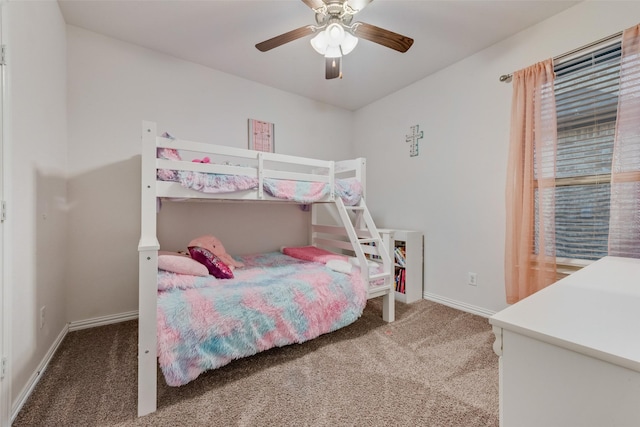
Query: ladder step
369,272,390,281
332,198,392,296
358,238,380,244
368,283,393,297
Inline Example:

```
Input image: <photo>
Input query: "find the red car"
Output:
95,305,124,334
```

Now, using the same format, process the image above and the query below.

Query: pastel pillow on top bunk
156,132,182,182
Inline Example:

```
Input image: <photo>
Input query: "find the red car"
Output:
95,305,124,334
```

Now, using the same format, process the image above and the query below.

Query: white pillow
158,251,209,277
326,259,353,274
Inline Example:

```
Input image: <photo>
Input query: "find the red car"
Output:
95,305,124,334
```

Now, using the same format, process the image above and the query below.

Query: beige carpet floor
13,298,499,427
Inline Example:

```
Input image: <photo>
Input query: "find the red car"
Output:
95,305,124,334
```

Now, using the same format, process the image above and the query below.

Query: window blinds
552,43,621,260
608,27,640,259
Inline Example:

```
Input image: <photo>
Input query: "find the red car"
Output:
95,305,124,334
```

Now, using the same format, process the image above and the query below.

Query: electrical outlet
468,272,477,286
40,306,46,329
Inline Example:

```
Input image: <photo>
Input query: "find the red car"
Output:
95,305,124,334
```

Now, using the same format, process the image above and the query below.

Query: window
535,42,622,268
506,26,640,303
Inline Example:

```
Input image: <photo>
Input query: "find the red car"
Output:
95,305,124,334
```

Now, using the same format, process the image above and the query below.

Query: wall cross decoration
405,125,423,157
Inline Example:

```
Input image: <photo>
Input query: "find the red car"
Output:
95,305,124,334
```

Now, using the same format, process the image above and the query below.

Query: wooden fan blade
255,26,315,52
353,22,414,53
301,0,325,10
325,56,342,79
346,0,373,12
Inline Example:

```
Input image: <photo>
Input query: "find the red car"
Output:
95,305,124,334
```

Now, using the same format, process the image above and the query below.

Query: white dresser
489,256,640,427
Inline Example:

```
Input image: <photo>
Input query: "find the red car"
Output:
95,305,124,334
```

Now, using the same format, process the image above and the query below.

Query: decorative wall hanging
248,119,275,152
405,125,423,157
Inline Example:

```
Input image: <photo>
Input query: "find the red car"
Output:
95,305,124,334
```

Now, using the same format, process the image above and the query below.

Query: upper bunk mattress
175,171,363,205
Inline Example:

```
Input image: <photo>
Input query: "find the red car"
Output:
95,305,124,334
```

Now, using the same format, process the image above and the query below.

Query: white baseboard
11,310,140,422
422,292,497,318
68,310,139,332
11,323,68,422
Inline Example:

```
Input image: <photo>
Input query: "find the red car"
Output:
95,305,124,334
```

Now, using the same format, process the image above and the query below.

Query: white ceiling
58,0,580,111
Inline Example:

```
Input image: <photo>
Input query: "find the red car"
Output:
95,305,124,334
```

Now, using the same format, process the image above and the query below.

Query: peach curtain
609,24,640,258
505,60,557,304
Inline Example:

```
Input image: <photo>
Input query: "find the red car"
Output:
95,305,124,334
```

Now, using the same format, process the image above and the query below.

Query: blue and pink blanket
156,141,363,204
157,251,367,386
176,171,363,205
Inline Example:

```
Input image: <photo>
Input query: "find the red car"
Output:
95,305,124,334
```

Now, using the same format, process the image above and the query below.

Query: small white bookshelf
378,229,424,304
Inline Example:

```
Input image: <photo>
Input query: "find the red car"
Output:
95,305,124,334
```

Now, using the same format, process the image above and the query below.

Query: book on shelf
394,267,406,294
394,246,406,267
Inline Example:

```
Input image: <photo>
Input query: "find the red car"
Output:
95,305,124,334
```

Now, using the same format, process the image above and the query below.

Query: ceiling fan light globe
324,45,342,58
310,31,328,55
326,23,345,47
340,32,358,55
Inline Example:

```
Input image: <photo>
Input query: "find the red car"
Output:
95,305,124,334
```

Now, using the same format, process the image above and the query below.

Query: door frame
0,1,9,425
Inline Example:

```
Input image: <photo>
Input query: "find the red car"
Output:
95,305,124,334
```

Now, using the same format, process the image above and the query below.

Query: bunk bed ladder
333,197,395,322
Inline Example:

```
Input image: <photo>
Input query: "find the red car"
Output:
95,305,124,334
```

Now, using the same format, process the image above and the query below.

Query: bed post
138,121,160,416
382,289,395,323
358,158,366,201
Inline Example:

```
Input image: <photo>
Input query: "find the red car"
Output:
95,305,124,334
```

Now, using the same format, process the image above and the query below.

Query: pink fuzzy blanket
157,251,366,387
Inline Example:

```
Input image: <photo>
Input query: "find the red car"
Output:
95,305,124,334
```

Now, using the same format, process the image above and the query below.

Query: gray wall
353,1,640,314
66,26,356,323
5,0,68,408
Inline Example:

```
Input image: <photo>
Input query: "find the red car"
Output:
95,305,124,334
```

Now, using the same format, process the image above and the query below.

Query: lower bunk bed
158,250,372,387
138,121,394,416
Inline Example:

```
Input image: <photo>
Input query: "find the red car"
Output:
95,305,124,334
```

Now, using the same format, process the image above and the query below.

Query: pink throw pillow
188,246,234,279
158,251,209,277
282,246,348,263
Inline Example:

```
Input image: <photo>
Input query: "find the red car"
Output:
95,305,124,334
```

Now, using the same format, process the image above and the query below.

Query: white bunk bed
137,121,394,416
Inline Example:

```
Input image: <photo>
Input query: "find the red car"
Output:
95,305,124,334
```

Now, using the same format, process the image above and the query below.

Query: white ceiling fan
255,0,414,79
